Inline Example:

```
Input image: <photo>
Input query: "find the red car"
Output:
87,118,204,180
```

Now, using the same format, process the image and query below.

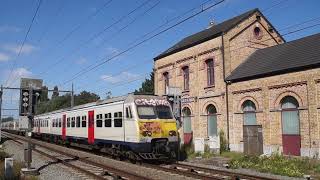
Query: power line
56,0,209,87
45,0,161,83
58,0,294,88
95,21,320,93
4,0,43,87
59,0,226,86
37,0,152,77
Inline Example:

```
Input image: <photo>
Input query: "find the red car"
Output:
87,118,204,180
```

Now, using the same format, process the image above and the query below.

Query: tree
40,86,49,102
36,90,100,114
134,72,154,95
52,86,59,99
74,91,100,106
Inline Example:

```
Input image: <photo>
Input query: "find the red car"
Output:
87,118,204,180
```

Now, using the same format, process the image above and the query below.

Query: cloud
0,25,21,33
3,67,33,87
100,72,140,84
75,57,87,65
3,44,37,55
0,52,10,62
105,47,120,55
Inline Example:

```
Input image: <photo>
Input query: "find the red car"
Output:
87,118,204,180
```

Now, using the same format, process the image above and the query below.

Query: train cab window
59,118,62,127
114,112,122,127
96,114,103,127
67,118,70,127
104,113,112,127
82,116,87,127
126,106,132,119
71,117,75,127
76,116,81,128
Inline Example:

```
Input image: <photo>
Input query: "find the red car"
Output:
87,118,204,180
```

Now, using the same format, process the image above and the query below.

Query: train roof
35,94,165,116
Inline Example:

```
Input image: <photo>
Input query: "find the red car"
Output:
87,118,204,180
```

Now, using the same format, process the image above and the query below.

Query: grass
229,152,320,178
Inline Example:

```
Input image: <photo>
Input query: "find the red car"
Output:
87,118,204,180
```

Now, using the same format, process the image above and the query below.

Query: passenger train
1,94,179,161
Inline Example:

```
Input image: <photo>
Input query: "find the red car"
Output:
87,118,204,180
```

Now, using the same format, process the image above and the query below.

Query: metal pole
0,85,3,143
26,87,33,170
71,83,74,108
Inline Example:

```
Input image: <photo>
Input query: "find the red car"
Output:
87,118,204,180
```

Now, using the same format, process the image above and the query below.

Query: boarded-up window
281,96,299,135
182,107,192,133
206,59,214,86
182,66,189,90
242,100,257,125
207,104,217,136
163,72,169,94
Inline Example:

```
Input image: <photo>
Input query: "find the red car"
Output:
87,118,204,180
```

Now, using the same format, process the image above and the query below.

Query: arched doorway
281,96,300,156
182,107,192,144
206,105,217,137
242,100,257,125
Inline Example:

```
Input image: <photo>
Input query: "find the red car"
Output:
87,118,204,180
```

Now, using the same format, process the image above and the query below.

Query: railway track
2,131,279,180
2,132,150,180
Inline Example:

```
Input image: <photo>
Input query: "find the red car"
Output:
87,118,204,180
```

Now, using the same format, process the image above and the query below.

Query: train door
88,110,95,144
62,114,66,140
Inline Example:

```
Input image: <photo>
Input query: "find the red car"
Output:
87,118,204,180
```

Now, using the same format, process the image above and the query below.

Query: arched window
182,107,192,133
206,59,214,86
242,100,257,125
182,66,189,90
207,104,217,137
281,96,299,135
163,72,169,94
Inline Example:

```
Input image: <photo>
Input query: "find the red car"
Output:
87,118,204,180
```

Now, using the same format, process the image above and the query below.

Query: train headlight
147,131,152,137
169,130,177,136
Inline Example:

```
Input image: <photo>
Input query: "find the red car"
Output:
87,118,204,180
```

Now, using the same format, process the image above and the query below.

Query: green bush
229,152,320,177
219,130,228,153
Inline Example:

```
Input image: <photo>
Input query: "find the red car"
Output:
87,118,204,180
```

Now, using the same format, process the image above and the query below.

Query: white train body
4,94,179,160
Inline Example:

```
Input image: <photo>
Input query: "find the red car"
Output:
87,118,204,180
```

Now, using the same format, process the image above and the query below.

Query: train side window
104,113,111,127
59,118,62,127
76,116,81,128
114,112,122,127
67,118,70,127
96,114,102,127
52,120,55,127
126,106,132,119
71,117,75,127
82,116,87,127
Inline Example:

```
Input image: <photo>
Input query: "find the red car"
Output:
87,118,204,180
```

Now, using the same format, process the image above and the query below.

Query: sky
0,0,320,118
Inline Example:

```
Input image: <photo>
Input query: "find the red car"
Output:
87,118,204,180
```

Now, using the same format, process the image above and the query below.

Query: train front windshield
137,105,173,119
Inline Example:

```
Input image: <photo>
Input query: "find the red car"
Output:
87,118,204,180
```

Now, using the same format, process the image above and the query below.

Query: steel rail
2,132,150,180
172,163,277,180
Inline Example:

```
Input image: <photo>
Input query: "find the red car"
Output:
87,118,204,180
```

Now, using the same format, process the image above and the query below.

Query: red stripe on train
62,114,66,140
88,110,95,144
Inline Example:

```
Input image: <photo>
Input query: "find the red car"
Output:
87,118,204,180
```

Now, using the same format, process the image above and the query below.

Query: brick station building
153,8,320,157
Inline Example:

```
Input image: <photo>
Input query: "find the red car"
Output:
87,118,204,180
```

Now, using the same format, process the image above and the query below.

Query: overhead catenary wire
89,21,320,94
47,0,162,83
54,0,214,87
4,0,43,87
59,0,226,86
56,0,298,89
51,0,296,83
36,0,152,77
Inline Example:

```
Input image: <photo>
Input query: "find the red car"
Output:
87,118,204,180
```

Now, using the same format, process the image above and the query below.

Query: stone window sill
204,85,215,90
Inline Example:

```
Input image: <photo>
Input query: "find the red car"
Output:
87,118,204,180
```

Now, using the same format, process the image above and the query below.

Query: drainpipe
221,33,230,151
